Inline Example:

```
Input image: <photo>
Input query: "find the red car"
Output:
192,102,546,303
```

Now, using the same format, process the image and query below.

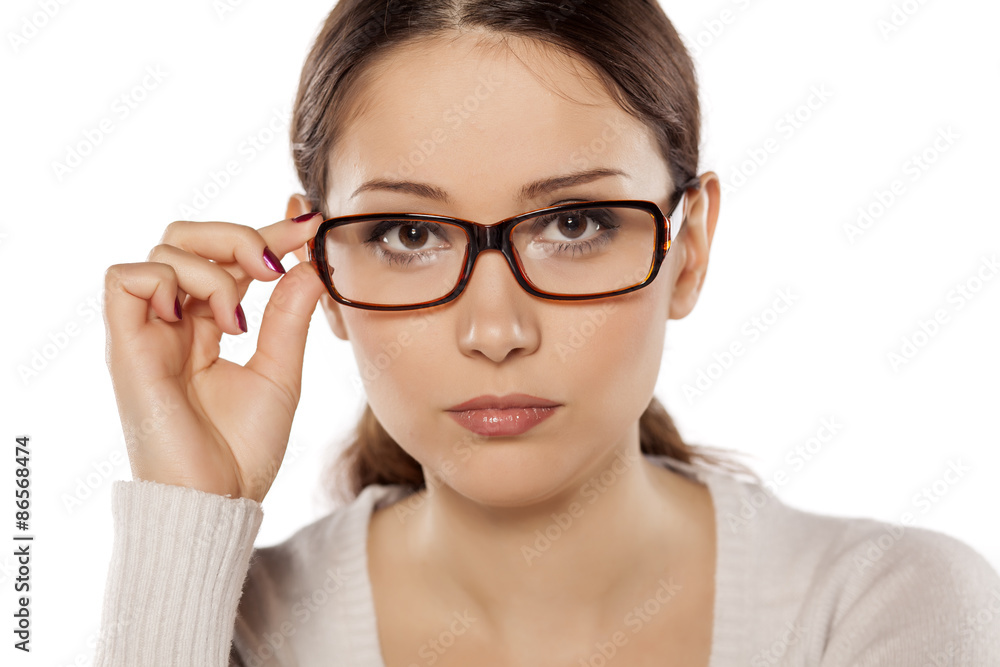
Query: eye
367,221,453,252
534,209,618,243
388,224,431,250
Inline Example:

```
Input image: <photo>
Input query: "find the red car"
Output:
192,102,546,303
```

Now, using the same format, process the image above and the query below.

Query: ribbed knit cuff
93,479,264,667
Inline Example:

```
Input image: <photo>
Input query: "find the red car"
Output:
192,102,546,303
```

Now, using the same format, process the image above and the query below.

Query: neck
401,437,711,642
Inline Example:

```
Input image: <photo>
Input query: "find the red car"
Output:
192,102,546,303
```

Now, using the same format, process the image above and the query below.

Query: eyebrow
348,167,629,204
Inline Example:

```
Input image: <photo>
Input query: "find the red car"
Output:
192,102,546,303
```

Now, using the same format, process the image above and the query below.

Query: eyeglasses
307,181,696,311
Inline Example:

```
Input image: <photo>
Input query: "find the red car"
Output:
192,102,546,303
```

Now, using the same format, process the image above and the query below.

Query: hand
103,212,327,502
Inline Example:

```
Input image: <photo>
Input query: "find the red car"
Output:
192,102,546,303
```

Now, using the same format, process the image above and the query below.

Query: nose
455,248,540,363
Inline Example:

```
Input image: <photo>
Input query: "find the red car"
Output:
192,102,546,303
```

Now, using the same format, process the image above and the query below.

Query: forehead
327,32,667,211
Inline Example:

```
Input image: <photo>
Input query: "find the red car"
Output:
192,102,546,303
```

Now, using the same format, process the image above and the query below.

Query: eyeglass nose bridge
470,221,508,254
459,220,528,300
464,220,523,281
458,217,545,304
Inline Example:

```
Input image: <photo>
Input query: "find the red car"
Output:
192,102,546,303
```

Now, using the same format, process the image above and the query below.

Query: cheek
347,312,435,376
554,288,667,381
343,310,447,432
549,290,666,434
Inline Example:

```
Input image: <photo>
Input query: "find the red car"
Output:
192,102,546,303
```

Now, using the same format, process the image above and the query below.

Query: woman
94,1,1000,665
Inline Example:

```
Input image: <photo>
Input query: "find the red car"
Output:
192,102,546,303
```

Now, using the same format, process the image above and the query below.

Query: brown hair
290,0,758,501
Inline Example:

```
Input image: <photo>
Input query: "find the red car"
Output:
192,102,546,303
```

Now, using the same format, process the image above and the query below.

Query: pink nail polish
235,304,247,333
262,246,286,274
292,212,319,223
174,297,182,320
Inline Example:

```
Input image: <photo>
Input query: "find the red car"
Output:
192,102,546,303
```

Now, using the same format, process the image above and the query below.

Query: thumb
246,261,327,399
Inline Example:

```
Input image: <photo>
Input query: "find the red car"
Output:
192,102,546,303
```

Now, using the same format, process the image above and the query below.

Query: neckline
346,454,749,666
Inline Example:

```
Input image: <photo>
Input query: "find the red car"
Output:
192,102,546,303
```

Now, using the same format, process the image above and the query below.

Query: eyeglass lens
324,206,659,306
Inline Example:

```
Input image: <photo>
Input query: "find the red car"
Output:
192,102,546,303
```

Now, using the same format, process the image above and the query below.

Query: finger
146,244,247,334
245,262,327,402
159,220,290,287
175,285,188,317
104,263,185,341
254,212,325,262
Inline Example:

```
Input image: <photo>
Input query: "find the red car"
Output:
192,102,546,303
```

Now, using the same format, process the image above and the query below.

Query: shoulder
703,467,1000,663
818,520,1000,664
231,483,415,663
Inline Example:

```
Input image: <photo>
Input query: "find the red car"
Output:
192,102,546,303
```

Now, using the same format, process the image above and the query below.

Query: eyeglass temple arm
669,176,700,242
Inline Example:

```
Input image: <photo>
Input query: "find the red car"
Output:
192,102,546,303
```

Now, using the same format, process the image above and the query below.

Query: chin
424,440,590,510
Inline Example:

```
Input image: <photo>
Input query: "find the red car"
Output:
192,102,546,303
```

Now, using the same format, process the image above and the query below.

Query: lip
447,393,560,411
446,394,561,437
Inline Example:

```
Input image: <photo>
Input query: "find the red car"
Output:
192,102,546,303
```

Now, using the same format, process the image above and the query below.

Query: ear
285,193,350,341
668,171,721,320
285,193,313,264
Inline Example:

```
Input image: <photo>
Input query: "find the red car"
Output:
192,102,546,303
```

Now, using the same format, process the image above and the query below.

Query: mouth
446,394,561,437
446,393,560,411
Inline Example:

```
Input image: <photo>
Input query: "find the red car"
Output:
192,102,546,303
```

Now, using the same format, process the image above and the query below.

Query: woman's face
312,32,711,507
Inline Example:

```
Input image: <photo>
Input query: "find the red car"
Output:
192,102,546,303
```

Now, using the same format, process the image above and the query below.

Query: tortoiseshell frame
307,180,696,312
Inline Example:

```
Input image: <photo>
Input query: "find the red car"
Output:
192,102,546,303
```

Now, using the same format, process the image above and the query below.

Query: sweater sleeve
92,479,264,667
819,526,1000,666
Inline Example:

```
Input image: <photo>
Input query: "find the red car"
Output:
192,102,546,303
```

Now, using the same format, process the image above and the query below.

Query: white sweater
92,454,1000,666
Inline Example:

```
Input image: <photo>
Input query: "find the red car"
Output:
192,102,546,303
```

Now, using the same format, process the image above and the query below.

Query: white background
2,0,998,663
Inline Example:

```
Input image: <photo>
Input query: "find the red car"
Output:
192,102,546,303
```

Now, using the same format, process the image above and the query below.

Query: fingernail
235,304,247,333
292,212,319,223
262,246,286,274
174,297,182,320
